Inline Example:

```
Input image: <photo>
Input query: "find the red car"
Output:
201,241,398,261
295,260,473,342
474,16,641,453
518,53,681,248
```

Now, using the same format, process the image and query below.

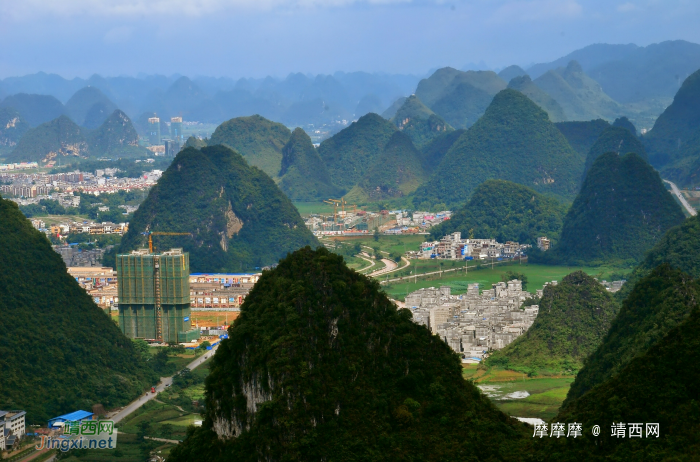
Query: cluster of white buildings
0,162,38,172
406,281,542,360
414,232,530,260
0,410,26,451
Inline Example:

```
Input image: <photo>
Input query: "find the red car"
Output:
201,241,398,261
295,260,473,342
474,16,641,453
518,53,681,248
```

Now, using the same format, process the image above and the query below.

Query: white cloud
2,0,414,19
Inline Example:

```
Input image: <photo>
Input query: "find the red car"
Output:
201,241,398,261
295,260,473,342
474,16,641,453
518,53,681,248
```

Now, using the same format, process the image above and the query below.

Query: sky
1,0,699,79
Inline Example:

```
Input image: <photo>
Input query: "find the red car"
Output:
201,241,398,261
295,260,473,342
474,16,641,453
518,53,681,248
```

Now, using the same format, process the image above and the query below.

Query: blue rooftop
48,410,93,427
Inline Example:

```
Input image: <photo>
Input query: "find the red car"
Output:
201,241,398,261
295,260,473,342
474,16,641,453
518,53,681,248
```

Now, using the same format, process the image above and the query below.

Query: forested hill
7,114,88,162
547,152,684,265
414,89,582,208
208,115,291,179
0,93,65,126
544,267,700,459
390,95,453,149
0,107,30,149
484,271,618,375
347,131,426,201
317,112,396,191
7,110,146,162
168,247,526,462
554,119,610,159
113,145,318,272
643,68,700,167
0,195,155,423
565,265,697,404
428,179,567,246
507,75,566,122
583,124,647,177
619,214,700,299
277,127,341,201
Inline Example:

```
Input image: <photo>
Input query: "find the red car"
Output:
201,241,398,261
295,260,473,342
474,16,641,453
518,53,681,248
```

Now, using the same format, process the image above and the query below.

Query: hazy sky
1,0,699,78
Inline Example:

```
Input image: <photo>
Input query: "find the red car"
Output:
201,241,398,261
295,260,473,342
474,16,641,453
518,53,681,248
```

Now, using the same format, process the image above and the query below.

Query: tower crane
142,231,192,253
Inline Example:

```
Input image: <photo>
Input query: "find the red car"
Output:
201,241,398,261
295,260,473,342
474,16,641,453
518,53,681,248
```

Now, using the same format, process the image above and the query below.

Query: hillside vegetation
114,145,318,272
7,110,146,162
414,89,583,208
318,113,396,191
583,125,647,177
545,268,700,459
507,75,566,122
0,107,30,150
208,115,291,178
554,119,610,159
347,131,426,201
415,68,506,129
565,265,697,404
390,95,452,149
0,195,155,423
417,129,465,174
484,271,618,375
547,152,684,265
277,127,341,201
643,68,700,167
168,247,526,462
429,179,567,246
533,61,621,122
0,93,66,126
620,214,700,298
65,86,118,128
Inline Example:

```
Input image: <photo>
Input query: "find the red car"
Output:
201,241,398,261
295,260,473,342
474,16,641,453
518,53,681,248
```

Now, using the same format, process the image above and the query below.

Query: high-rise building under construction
148,117,161,145
170,117,183,140
116,248,200,343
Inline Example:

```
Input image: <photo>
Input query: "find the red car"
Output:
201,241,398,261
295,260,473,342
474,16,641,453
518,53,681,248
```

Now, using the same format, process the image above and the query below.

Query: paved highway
110,346,219,424
664,180,697,216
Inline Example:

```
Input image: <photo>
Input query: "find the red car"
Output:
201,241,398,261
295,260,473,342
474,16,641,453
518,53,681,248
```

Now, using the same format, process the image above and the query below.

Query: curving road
664,180,697,216
110,346,218,424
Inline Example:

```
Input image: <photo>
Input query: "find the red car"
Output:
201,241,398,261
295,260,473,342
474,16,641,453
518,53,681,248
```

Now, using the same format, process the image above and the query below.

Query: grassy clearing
293,201,336,216
383,262,625,300
58,432,174,461
462,364,575,421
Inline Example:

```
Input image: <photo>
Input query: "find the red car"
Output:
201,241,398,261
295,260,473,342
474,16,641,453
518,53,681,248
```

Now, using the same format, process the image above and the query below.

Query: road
664,180,697,216
368,258,398,276
110,346,219,424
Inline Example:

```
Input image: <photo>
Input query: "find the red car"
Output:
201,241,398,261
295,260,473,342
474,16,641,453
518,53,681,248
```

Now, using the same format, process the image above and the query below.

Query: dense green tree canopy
544,268,700,459
168,247,526,462
484,271,618,375
547,152,684,265
565,265,697,404
318,113,396,191
582,125,647,177
554,119,610,159
347,131,426,201
208,115,291,178
428,179,567,245
414,89,583,207
277,127,341,201
0,195,155,423
114,145,318,272
507,75,567,122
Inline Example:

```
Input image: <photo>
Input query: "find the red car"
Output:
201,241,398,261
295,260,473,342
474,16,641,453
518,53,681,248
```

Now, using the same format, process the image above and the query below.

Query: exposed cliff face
168,247,526,462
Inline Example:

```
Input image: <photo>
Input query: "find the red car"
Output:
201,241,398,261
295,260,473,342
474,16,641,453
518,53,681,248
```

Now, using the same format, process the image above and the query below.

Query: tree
373,228,380,241
502,271,528,290
199,341,211,351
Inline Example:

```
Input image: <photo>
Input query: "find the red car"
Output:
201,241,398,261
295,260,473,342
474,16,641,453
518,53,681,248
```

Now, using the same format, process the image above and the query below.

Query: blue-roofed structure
48,410,94,429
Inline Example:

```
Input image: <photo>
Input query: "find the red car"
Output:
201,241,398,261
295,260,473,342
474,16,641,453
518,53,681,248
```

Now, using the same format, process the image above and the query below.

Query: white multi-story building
406,281,539,359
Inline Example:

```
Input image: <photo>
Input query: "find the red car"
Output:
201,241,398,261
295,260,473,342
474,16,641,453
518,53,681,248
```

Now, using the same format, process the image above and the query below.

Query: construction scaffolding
117,248,199,343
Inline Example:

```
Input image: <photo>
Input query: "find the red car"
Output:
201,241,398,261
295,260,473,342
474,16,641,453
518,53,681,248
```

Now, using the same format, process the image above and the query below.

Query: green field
383,262,624,300
463,365,574,421
293,201,337,216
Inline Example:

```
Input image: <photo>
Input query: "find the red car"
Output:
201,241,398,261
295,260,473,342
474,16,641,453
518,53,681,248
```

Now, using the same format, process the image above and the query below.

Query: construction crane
141,231,192,343
323,200,339,221
142,231,192,253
